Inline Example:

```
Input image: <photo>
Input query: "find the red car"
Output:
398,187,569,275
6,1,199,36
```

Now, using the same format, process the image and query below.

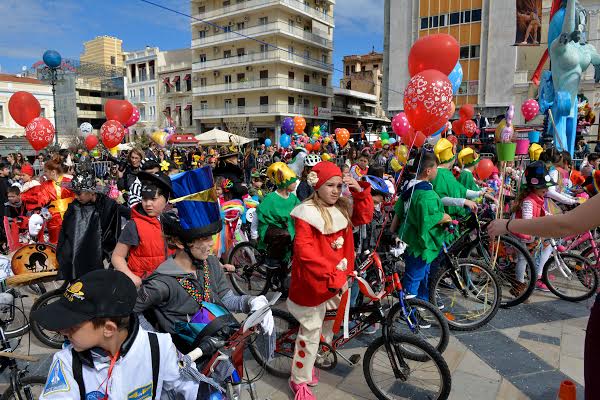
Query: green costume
458,169,480,191
432,167,468,218
394,183,449,263
257,191,300,249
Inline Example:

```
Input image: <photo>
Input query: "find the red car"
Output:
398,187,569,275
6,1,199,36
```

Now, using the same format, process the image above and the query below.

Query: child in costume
248,168,267,202
508,161,556,293
350,149,369,181
457,148,482,191
287,161,373,400
391,152,451,301
257,162,300,261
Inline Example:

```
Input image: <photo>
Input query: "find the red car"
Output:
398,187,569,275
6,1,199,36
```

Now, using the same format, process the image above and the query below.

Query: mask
28,214,44,237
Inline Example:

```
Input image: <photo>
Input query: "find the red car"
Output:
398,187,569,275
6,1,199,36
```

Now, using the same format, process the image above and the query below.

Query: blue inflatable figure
540,0,600,155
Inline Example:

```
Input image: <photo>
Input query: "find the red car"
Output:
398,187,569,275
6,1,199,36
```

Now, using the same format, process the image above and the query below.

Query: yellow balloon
151,131,167,147
312,126,320,135
109,146,119,156
391,157,402,172
395,145,408,164
322,153,331,161
495,119,506,142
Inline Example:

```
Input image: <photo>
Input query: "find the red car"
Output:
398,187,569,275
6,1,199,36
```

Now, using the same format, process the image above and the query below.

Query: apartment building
125,47,161,139
157,49,194,134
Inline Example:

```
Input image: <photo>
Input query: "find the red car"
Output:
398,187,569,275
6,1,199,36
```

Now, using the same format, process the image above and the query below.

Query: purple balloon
281,117,295,135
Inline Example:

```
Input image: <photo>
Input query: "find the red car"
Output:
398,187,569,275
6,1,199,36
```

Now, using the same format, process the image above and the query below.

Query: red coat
288,182,374,307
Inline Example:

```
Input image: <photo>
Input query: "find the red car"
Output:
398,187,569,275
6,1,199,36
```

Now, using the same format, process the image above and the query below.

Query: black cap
138,171,173,199
31,270,136,331
523,161,555,189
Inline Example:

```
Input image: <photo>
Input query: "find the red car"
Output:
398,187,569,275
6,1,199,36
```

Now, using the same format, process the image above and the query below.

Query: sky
0,0,384,84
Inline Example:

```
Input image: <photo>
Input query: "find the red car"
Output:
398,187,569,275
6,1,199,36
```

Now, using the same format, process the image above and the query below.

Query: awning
184,74,191,81
163,77,173,87
184,104,192,111
168,134,198,144
173,76,180,83
175,105,181,111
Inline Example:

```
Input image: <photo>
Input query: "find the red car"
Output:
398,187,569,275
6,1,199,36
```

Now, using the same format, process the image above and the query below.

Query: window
345,65,350,75
224,99,232,110
224,50,231,58
188,106,193,126
439,15,446,27
461,10,471,23
322,54,327,64
199,54,207,62
373,64,379,70
175,76,181,91
40,108,46,118
288,71,295,80
223,0,230,6
304,74,310,83
449,12,460,25
237,22,245,30
420,17,428,29
150,106,156,117
460,46,470,59
321,100,327,108
259,17,268,25
223,26,232,33
199,30,206,39
237,98,245,108
470,45,480,58
237,73,245,81
430,15,439,28
224,75,232,84
197,6,205,13
185,78,191,91
200,101,208,110
200,77,207,87
472,9,482,22
139,107,146,120
260,44,269,53
260,70,268,79
260,96,269,105
130,89,136,98
110,56,116,65
288,97,294,105
351,65,356,73
150,87,155,97
322,77,327,86
237,48,245,57
304,50,311,59
139,88,145,100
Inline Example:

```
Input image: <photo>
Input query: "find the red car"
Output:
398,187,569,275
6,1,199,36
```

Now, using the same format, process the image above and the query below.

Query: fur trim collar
290,200,348,235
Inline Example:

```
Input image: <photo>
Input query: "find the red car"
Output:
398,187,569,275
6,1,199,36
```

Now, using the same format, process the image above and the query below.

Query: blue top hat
169,166,222,240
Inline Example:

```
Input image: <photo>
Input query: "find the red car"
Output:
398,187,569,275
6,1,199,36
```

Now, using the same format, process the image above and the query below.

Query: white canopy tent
194,128,256,146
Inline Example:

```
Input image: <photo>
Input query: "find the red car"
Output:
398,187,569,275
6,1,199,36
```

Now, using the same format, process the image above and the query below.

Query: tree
224,117,253,138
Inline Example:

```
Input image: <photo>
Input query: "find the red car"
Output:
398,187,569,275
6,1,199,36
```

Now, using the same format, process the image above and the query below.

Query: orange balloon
313,141,321,151
336,128,350,147
294,116,306,134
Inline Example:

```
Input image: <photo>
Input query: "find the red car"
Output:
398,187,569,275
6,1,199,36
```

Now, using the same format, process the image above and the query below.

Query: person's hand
222,263,236,273
249,295,274,335
487,219,509,238
129,273,142,288
464,200,478,212
440,213,453,224
343,174,361,191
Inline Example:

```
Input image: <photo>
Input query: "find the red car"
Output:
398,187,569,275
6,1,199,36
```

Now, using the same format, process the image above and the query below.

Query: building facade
383,0,515,119
190,0,335,141
157,49,194,134
332,87,389,138
339,50,385,118
124,47,161,139
0,74,54,139
80,36,125,70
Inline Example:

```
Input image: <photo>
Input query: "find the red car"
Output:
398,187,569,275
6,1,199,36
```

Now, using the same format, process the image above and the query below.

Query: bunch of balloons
452,104,479,138
8,91,55,151
404,34,457,136
101,99,139,149
280,116,307,148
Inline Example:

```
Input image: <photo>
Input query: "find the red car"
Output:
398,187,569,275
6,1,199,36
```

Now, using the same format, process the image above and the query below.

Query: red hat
308,161,342,190
21,164,34,177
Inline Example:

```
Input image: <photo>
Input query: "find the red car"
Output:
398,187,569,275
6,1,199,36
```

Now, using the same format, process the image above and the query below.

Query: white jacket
40,325,200,399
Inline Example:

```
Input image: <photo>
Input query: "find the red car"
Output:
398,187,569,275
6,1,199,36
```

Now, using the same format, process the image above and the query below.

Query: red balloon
124,106,140,128
392,112,411,136
100,120,125,148
403,128,426,148
105,100,134,125
85,135,99,151
452,119,465,135
463,120,478,138
313,141,321,151
408,34,460,77
305,143,314,152
459,104,475,120
25,117,54,151
404,70,453,136
521,99,540,122
9,92,41,127
475,159,495,180
374,140,383,149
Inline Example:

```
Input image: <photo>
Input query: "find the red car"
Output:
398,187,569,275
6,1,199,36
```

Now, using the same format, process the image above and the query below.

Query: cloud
335,0,385,34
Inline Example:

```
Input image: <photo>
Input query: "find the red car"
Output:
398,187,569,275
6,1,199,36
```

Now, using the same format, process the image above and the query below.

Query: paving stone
559,355,585,386
455,351,501,381
495,378,530,400
448,370,500,400
516,337,560,369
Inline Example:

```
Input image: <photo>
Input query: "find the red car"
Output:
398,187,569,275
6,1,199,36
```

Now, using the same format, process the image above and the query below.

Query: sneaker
308,369,319,387
289,380,316,400
509,281,527,298
363,323,379,335
535,280,550,292
414,310,432,329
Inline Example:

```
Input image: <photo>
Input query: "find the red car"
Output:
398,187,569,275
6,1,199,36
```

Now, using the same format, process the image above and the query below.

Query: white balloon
80,122,93,137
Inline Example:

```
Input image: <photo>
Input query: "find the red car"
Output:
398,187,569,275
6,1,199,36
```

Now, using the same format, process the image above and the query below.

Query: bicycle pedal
348,354,361,365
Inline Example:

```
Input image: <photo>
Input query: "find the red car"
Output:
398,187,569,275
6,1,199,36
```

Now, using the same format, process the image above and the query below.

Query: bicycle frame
560,231,600,266
0,324,35,400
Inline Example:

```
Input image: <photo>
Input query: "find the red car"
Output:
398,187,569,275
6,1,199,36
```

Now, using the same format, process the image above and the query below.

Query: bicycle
428,221,502,331
0,282,30,340
29,282,69,349
249,290,452,399
0,304,47,399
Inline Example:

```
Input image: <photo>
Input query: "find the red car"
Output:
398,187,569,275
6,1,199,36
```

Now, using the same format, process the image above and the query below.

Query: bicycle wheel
542,252,598,302
30,289,65,349
462,235,536,308
363,333,451,400
228,242,269,296
386,298,449,361
1,291,29,339
249,308,297,378
0,375,47,400
429,258,501,331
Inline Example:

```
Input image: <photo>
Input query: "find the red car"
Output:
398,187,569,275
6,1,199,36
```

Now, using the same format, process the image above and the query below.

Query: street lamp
40,50,63,144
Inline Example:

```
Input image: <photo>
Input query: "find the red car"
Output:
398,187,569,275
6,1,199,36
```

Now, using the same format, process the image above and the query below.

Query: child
33,269,203,399
2,186,25,219
287,161,373,399
509,161,555,293
350,149,369,181
248,168,266,202
296,154,320,202
391,152,451,301
112,172,173,287
457,147,481,191
257,162,300,261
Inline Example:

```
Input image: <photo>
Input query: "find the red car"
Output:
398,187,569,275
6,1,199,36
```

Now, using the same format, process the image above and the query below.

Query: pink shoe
308,368,319,387
535,280,550,292
289,379,316,400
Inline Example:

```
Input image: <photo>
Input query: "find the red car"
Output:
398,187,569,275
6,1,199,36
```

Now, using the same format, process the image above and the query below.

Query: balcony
192,49,333,73
77,110,104,119
193,77,332,96
76,95,102,105
192,21,332,49
129,95,157,104
192,0,334,26
193,104,330,119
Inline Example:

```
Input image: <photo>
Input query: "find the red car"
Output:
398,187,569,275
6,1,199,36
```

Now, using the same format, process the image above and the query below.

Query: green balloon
380,132,390,141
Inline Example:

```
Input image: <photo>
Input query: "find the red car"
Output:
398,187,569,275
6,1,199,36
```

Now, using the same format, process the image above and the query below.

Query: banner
516,0,543,45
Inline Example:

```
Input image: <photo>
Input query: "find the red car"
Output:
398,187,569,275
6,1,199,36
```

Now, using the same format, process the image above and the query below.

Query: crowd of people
0,128,599,399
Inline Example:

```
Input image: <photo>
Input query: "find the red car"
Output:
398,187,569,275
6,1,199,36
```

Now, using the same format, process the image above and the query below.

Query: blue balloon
388,138,397,144
43,50,62,69
280,134,291,148
448,62,463,95
264,138,272,146
281,117,295,135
